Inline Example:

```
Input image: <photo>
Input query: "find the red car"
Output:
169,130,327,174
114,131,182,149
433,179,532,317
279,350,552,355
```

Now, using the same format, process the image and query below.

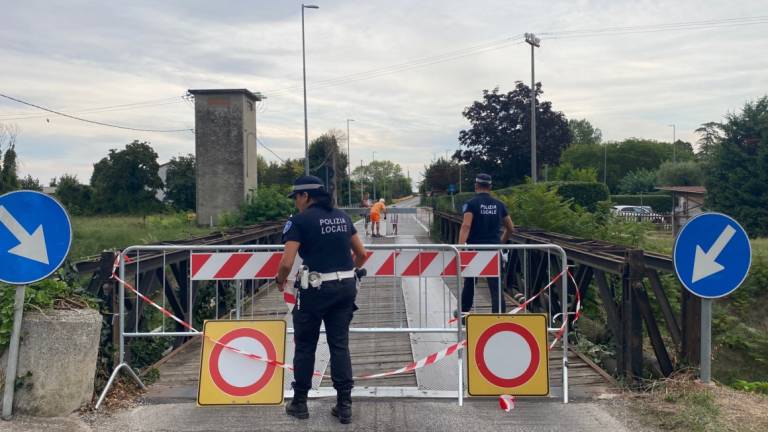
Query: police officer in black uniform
458,173,515,314
275,175,368,424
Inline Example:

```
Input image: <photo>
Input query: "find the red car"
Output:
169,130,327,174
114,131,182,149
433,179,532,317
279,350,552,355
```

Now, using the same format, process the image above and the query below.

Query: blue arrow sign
673,212,751,298
447,184,457,194
0,190,72,285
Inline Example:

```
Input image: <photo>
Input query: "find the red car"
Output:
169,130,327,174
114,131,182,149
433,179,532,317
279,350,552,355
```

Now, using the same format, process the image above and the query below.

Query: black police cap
288,175,326,198
475,173,492,185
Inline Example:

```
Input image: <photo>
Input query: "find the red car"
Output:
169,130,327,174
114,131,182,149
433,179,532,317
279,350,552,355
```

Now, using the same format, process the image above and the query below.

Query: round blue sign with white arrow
673,212,751,299
0,190,72,285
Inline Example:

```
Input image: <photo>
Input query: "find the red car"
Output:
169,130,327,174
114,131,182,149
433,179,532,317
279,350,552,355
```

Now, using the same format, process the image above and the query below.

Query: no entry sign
467,314,549,396
198,320,286,406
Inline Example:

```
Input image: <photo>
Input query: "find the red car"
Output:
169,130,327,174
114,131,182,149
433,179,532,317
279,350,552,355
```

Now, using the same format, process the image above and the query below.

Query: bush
617,169,658,194
545,181,610,211
611,194,672,213
220,185,294,226
1,273,97,353
551,162,598,182
656,161,704,186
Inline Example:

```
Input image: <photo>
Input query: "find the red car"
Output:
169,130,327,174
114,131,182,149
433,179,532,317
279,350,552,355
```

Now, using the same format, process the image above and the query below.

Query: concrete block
1,308,102,417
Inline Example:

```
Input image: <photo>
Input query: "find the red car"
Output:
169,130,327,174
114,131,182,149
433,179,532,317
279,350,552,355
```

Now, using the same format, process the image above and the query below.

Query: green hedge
610,194,672,213
545,182,610,211
433,182,609,213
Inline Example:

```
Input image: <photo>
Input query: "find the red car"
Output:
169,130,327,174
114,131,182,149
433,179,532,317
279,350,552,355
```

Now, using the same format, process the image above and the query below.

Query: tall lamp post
346,118,355,206
669,124,676,163
302,4,319,174
525,33,541,183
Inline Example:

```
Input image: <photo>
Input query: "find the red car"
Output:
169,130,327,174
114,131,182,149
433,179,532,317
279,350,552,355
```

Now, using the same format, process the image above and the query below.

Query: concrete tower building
188,89,263,225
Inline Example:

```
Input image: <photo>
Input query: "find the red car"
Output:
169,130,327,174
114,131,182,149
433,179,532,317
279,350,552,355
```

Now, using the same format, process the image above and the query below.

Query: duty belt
299,266,356,289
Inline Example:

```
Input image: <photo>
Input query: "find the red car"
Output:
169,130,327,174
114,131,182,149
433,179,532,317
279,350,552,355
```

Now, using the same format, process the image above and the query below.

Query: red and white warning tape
110,254,465,381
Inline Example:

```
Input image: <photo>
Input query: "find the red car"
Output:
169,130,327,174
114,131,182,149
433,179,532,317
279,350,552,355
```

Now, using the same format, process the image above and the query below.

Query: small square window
247,101,254,111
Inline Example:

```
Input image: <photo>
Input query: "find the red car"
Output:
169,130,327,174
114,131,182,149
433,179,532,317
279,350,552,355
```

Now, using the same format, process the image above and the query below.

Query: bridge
74,196,645,430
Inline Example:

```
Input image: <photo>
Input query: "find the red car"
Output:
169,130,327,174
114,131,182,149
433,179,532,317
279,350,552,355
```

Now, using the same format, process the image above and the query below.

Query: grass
643,231,768,258
70,213,214,260
627,376,768,432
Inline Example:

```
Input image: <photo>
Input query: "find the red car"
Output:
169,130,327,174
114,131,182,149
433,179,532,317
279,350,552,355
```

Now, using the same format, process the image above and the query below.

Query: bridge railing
433,210,699,384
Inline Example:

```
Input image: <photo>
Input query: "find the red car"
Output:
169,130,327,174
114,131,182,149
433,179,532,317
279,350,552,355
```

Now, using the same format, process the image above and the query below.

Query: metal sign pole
700,298,712,384
2,285,26,420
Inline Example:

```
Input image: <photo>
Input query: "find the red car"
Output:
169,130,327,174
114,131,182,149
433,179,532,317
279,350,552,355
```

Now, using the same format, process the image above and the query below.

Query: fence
95,241,570,408
613,211,672,230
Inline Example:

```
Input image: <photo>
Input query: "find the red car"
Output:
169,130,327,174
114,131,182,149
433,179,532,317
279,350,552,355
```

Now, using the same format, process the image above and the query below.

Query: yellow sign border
197,319,286,406
466,314,550,397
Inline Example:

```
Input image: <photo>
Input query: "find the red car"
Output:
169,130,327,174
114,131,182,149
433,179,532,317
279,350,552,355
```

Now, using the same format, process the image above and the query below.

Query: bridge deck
144,203,615,403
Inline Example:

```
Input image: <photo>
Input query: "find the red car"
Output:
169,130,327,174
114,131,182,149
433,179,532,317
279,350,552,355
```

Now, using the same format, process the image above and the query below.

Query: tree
55,174,93,215
420,157,460,193
18,175,42,191
455,83,571,186
706,96,768,236
261,158,304,188
164,154,196,210
353,159,411,200
550,162,598,182
0,123,20,193
656,161,704,186
617,169,657,194
561,138,695,192
308,130,349,206
694,121,723,162
90,140,162,213
568,119,602,146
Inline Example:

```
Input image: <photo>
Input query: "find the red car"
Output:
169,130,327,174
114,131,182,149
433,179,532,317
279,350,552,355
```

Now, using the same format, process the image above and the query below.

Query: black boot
286,389,309,419
331,390,352,424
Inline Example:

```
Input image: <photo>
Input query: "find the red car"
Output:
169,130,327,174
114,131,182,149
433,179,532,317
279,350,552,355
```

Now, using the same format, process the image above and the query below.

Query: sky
0,0,766,187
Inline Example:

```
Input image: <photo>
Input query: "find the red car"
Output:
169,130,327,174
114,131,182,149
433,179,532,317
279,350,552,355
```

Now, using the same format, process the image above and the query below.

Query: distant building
188,89,263,226
656,186,706,235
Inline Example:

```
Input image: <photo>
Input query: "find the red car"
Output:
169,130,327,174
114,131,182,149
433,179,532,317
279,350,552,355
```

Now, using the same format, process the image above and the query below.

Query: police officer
276,175,367,424
458,173,515,314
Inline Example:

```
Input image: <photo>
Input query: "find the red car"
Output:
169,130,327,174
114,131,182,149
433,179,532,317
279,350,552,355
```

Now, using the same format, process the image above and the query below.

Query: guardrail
433,210,700,383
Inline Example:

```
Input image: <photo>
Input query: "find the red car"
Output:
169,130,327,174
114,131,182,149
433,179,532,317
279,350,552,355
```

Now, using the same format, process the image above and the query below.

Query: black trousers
461,277,506,313
291,278,357,393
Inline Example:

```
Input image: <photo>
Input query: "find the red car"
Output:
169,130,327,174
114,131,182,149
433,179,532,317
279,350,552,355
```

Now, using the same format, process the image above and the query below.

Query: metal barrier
95,241,569,408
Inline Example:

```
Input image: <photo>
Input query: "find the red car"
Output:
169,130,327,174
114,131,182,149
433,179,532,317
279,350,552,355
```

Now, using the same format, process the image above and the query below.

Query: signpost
198,320,286,405
0,190,72,419
448,184,456,211
466,314,549,396
673,212,751,383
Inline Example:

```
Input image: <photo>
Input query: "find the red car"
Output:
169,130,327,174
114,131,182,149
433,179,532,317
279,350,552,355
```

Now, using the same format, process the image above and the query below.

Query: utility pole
347,118,354,206
525,33,541,183
301,4,319,174
332,145,338,206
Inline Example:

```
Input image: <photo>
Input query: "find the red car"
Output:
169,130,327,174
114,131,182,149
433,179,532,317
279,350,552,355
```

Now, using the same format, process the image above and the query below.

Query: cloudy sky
1,0,766,186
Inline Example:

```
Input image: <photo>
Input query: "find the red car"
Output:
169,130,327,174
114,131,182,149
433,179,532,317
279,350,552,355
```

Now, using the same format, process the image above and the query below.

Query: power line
0,95,185,119
540,15,768,39
266,35,526,95
0,92,193,133
256,137,286,163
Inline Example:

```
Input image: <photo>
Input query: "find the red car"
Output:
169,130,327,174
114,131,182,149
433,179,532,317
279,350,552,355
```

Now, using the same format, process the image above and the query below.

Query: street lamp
525,32,541,183
668,124,676,163
302,4,319,175
346,118,355,206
